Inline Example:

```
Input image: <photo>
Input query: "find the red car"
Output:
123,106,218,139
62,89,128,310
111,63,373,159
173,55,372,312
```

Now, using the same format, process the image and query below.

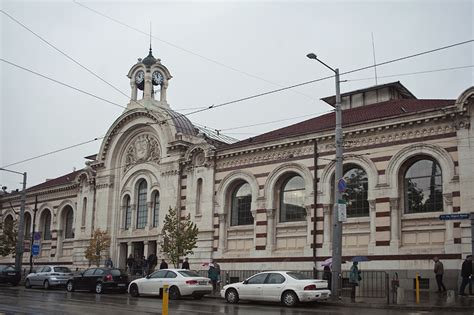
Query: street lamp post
306,53,343,300
0,168,28,272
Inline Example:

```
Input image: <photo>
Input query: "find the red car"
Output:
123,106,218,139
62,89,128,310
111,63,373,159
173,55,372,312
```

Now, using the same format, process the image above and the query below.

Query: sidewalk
207,290,474,311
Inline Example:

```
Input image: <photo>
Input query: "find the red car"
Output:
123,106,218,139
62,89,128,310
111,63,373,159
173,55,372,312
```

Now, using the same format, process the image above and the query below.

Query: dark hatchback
0,265,21,286
66,268,128,294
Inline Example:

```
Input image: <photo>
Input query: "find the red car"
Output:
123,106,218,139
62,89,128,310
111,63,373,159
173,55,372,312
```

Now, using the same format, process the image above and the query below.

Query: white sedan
128,269,212,300
221,271,331,307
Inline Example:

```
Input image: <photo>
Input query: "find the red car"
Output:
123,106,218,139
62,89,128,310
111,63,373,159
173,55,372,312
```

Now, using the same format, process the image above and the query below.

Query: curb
205,294,473,311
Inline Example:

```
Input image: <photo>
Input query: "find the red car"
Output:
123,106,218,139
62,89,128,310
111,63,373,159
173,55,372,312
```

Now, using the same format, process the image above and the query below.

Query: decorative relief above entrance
124,134,160,171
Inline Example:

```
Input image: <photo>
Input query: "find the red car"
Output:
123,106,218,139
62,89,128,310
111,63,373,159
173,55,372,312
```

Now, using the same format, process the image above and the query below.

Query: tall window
41,210,52,240
81,197,87,227
124,195,131,229
24,212,32,239
64,206,74,239
230,182,253,226
341,167,369,217
404,158,443,214
4,215,14,229
153,191,160,227
196,178,203,216
136,180,148,228
280,175,306,222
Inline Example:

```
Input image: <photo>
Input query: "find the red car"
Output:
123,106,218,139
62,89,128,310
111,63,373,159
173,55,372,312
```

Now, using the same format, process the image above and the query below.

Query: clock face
135,70,145,84
152,71,164,85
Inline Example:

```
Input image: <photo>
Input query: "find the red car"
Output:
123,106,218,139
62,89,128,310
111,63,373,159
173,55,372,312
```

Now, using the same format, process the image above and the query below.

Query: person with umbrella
349,257,366,302
321,258,332,290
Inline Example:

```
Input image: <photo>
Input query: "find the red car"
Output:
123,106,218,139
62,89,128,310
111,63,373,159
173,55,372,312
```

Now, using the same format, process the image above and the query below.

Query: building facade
1,50,473,291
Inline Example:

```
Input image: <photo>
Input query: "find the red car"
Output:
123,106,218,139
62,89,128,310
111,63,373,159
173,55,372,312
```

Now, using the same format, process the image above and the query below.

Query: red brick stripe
256,233,267,238
376,226,390,232
376,241,390,246
371,156,392,162
376,197,390,203
256,221,267,226
256,246,266,250
452,191,460,197
256,209,266,213
453,207,461,213
376,212,390,217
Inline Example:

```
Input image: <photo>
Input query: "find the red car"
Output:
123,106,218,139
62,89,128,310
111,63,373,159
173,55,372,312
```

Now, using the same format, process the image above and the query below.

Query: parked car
66,267,128,294
0,265,21,286
25,266,73,289
128,269,212,300
221,271,331,307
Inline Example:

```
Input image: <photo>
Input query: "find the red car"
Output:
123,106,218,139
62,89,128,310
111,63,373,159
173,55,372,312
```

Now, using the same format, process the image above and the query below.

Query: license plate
8,273,16,276
118,284,126,287
321,293,328,297
199,281,208,285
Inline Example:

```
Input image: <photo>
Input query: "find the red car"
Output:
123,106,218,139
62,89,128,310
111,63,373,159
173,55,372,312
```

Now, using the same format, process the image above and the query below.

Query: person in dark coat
181,257,190,270
126,254,134,273
142,256,149,276
208,263,219,294
323,265,332,290
460,255,473,296
147,253,157,273
433,256,446,292
160,259,168,269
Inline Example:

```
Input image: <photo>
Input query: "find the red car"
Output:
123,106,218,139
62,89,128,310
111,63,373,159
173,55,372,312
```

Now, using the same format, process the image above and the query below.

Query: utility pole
306,53,343,300
0,168,28,272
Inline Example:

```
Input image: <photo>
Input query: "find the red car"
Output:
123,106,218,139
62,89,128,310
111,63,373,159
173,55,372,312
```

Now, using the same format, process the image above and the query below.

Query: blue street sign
32,244,40,256
338,178,347,192
439,213,470,221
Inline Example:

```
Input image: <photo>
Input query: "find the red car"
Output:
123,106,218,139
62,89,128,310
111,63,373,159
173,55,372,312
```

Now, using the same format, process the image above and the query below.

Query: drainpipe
313,139,318,279
91,178,97,236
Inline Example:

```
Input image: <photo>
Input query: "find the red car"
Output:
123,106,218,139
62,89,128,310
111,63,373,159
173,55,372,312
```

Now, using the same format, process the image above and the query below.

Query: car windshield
54,267,71,273
286,272,312,280
178,270,201,277
111,270,122,276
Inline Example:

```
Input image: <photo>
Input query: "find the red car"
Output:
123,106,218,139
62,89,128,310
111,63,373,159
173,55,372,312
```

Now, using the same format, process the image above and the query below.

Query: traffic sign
32,244,40,256
439,213,470,221
338,178,347,192
33,232,41,241
338,203,347,222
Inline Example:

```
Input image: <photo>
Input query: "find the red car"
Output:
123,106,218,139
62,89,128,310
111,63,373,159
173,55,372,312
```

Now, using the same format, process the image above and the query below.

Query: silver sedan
25,266,73,289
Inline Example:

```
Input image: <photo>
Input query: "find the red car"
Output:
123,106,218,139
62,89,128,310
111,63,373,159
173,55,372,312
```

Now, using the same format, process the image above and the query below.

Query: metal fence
340,270,389,303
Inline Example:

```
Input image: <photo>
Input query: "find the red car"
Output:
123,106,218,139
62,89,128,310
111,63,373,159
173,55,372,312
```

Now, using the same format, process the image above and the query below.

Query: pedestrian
160,259,168,269
433,256,447,292
208,262,219,294
147,253,157,273
323,265,332,290
126,254,134,273
182,257,190,270
105,257,113,268
142,256,149,276
349,261,361,302
459,255,473,296
135,256,142,275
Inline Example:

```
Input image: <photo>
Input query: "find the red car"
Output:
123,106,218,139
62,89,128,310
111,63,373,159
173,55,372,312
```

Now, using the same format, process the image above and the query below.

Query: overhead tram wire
72,0,317,102
0,58,127,110
2,40,473,168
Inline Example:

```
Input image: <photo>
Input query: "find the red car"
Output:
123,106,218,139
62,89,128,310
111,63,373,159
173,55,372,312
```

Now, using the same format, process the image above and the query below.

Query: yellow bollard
162,284,169,315
415,273,420,304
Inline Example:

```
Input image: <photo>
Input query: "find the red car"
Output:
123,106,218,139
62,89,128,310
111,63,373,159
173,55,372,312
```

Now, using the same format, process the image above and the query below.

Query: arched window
4,215,14,229
81,197,87,227
63,206,74,239
404,158,443,214
196,178,203,216
279,175,306,222
41,210,52,240
153,191,160,227
136,180,148,229
342,167,369,217
24,212,32,239
124,195,131,229
230,182,253,226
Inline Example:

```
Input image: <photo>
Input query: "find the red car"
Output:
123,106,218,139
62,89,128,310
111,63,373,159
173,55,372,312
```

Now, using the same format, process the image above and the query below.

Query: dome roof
142,47,157,66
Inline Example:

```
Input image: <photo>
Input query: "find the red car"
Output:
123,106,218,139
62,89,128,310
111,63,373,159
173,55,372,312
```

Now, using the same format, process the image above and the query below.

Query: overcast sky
1,0,472,189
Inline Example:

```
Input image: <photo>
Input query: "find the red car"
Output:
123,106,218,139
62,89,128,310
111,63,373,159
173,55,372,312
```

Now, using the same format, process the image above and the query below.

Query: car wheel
95,282,104,294
129,284,139,297
43,280,50,290
25,279,31,288
282,290,298,307
168,286,181,300
66,281,75,292
225,288,239,304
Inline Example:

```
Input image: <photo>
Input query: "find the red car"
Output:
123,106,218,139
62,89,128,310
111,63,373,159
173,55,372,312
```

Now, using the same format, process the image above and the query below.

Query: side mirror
146,275,151,279
243,280,248,285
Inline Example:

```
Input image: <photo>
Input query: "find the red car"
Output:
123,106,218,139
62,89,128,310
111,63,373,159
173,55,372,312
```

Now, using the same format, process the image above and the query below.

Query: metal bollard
415,273,420,304
162,284,169,315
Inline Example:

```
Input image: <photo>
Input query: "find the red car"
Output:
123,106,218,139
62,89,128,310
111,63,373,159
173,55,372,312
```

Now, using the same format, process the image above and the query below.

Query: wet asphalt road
0,285,470,315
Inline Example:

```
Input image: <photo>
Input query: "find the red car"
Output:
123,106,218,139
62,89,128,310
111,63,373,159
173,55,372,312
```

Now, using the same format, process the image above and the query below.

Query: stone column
130,82,137,101
146,201,153,229
389,198,400,248
130,204,137,230
443,193,454,245
218,214,227,251
266,209,275,251
143,240,149,258
323,204,331,249
368,200,376,247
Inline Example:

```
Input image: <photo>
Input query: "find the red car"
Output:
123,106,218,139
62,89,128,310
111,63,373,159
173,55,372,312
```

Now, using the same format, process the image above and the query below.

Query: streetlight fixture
306,53,343,300
0,168,27,273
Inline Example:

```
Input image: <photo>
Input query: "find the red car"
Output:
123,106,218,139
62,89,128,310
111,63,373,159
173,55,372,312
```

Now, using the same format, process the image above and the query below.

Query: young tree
159,207,199,268
84,229,111,267
0,219,17,257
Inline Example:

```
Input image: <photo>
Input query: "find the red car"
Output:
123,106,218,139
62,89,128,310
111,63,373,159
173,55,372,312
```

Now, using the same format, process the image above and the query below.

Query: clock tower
126,46,172,109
